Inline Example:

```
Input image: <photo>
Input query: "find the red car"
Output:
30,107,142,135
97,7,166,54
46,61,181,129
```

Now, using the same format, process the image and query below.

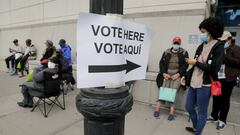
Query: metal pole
76,1,133,135
89,0,123,15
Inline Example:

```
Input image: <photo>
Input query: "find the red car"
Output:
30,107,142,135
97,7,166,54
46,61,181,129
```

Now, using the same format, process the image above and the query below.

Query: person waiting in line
17,57,60,108
17,39,37,77
185,17,224,135
207,31,240,130
58,39,76,86
5,39,21,74
9,40,24,76
38,40,56,70
154,36,189,121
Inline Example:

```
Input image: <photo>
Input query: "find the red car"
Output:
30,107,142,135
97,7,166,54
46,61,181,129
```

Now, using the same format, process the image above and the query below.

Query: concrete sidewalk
0,71,239,135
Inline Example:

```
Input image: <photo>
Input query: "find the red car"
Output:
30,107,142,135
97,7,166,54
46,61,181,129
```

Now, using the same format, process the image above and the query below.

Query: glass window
218,0,240,6
215,7,240,27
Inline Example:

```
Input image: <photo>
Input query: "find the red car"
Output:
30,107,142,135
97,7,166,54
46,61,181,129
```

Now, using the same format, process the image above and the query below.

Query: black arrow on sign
88,60,141,74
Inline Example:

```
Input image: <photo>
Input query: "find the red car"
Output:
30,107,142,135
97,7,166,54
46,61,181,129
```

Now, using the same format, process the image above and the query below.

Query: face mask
48,62,56,69
60,44,65,48
172,44,180,50
199,33,208,42
224,42,229,49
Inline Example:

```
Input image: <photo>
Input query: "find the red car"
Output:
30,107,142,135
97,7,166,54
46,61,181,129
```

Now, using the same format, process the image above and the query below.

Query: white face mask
48,62,56,69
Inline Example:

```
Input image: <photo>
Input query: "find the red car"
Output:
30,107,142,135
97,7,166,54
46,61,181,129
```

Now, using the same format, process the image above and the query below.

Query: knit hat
59,39,66,45
45,40,53,46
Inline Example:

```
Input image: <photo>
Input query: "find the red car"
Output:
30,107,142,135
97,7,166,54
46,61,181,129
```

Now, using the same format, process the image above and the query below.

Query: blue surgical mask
200,33,208,42
224,42,229,49
172,44,180,50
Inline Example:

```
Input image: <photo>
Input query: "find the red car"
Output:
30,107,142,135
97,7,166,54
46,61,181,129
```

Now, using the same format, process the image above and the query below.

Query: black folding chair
29,71,65,117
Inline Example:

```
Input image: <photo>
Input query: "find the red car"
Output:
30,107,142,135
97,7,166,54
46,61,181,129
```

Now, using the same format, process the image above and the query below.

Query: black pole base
76,86,133,135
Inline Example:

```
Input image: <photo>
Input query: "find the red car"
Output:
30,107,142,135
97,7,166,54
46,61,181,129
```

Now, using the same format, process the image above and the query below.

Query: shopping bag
17,62,21,69
26,70,33,82
159,87,177,102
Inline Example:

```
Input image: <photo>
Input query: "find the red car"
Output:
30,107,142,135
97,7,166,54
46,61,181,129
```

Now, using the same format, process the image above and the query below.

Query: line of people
5,39,76,107
5,39,36,77
155,17,240,135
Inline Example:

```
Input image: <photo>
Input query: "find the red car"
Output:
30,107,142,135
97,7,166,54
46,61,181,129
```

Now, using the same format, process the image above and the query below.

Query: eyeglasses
173,42,180,45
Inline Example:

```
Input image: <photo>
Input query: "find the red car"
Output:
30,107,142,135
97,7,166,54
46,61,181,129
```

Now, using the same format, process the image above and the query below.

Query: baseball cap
219,31,232,41
173,36,181,44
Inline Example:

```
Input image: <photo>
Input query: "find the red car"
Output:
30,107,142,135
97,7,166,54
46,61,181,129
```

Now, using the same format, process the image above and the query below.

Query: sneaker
206,116,218,123
6,68,11,73
17,102,33,108
185,127,195,133
18,72,24,78
167,114,175,121
153,111,160,118
217,120,226,130
9,69,16,76
17,102,28,108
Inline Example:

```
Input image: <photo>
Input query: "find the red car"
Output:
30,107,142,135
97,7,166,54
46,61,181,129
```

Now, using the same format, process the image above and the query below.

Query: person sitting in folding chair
17,57,60,108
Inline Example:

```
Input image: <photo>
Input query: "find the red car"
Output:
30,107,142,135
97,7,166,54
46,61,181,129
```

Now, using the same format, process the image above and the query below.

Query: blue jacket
60,44,72,65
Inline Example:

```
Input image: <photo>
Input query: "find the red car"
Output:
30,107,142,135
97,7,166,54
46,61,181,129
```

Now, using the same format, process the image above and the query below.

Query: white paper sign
77,13,154,88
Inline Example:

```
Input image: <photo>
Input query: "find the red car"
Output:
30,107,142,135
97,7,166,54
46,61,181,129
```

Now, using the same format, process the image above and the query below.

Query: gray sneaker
9,69,16,76
217,120,226,130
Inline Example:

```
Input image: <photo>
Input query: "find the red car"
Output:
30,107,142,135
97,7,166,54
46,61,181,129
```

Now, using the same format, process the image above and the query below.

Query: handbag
26,70,33,82
17,62,21,69
158,80,177,102
210,76,222,96
40,57,48,65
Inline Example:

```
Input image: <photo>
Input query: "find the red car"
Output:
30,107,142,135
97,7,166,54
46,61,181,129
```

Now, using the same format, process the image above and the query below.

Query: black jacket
156,48,189,88
185,41,225,86
43,47,55,60
224,44,240,81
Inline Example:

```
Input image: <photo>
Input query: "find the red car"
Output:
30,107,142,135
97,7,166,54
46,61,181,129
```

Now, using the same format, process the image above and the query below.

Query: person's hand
171,73,180,80
180,76,186,86
187,58,197,65
163,73,170,80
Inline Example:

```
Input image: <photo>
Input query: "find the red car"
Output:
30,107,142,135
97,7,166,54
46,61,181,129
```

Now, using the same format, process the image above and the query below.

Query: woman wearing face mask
17,57,60,108
154,36,189,121
185,17,224,135
207,31,240,130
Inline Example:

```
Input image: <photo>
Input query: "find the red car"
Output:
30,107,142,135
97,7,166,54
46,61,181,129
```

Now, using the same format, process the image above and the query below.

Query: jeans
185,87,211,135
211,79,235,123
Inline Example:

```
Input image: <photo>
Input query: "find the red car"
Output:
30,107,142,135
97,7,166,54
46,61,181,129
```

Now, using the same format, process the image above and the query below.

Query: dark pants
63,66,76,85
5,55,15,69
185,87,211,135
15,57,22,69
19,55,29,71
21,82,35,106
211,79,235,123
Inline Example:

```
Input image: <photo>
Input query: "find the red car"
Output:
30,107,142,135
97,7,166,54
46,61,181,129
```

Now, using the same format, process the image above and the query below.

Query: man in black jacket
208,31,240,130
